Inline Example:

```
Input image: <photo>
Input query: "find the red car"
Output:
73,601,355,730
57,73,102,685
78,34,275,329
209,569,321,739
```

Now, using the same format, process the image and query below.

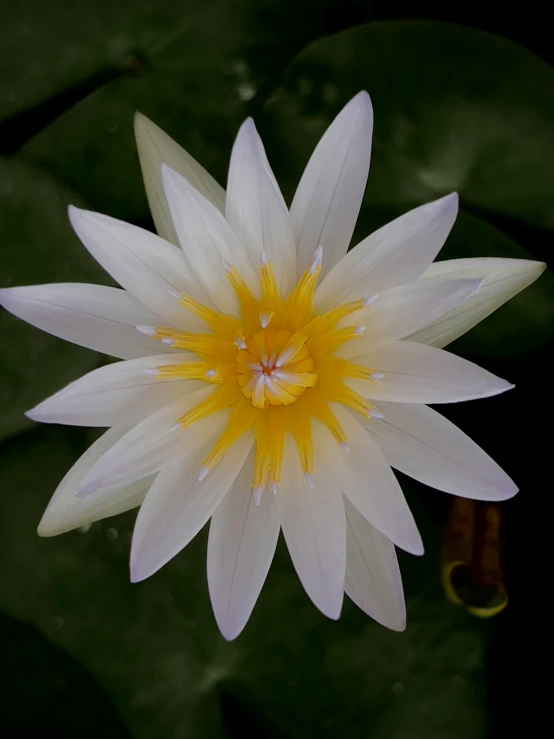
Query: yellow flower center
145,248,382,499
236,328,317,409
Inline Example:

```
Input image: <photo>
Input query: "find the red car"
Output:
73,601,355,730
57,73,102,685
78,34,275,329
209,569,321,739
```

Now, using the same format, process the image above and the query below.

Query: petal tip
24,406,43,422
36,519,53,538
216,618,244,642
129,558,149,584
0,287,14,309
351,89,373,112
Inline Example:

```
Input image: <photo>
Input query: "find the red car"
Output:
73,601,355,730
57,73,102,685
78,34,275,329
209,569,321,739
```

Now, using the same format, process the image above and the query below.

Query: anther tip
260,248,268,266
304,473,315,489
253,485,264,506
368,409,384,420
309,245,324,275
354,325,366,336
339,442,350,453
198,465,210,482
221,258,232,273
136,325,156,336
370,372,385,380
363,294,378,307
167,287,182,301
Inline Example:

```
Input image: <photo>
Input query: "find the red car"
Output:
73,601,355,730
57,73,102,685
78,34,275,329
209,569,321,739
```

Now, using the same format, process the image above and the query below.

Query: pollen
141,247,383,500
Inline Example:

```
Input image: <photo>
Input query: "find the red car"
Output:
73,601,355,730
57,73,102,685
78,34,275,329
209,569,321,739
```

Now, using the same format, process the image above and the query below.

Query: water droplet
237,82,256,101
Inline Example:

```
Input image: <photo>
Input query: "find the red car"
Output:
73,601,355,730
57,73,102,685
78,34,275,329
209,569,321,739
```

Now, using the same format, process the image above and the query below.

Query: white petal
130,430,254,582
343,278,481,342
162,165,258,311
78,386,222,494
68,207,213,330
408,257,547,347
315,193,458,312
344,497,406,631
0,283,168,359
344,340,514,403
316,408,423,556
26,353,202,427
134,112,225,245
291,91,373,279
366,402,517,500
207,450,280,640
226,119,296,295
38,427,153,536
278,434,346,619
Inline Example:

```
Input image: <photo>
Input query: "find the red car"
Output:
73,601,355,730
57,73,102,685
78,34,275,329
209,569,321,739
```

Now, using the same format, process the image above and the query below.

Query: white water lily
0,92,544,640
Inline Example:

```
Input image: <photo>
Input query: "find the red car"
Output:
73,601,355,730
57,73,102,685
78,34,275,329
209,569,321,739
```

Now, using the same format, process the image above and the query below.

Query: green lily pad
0,158,104,440
0,426,492,739
353,204,554,357
262,21,554,356
0,611,130,737
8,0,370,226
264,21,554,231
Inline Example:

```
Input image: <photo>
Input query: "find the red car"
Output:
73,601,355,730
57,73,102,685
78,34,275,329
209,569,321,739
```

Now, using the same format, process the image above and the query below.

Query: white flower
0,92,544,640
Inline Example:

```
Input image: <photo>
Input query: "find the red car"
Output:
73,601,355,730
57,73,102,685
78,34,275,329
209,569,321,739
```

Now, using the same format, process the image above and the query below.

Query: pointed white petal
317,408,423,556
134,112,225,245
315,194,458,312
162,165,258,311
291,92,373,279
226,119,296,295
344,340,513,403
38,427,153,536
344,278,482,342
0,283,168,359
344,497,406,631
408,257,547,347
68,207,213,330
26,353,202,427
78,386,221,494
130,431,253,582
366,402,517,500
207,450,280,640
278,435,346,619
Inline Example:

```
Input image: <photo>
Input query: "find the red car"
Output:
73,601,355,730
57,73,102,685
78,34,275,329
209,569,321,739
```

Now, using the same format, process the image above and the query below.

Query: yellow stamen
154,328,236,361
303,299,366,339
283,249,322,331
146,245,384,486
175,382,239,429
307,326,364,357
201,399,259,471
154,361,231,383
173,291,239,335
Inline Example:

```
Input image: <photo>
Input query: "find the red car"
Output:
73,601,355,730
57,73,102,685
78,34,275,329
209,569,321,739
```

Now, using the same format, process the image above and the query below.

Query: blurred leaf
265,21,554,231
353,205,554,357
0,159,106,440
0,426,493,739
263,21,554,356
0,611,131,737
5,0,373,225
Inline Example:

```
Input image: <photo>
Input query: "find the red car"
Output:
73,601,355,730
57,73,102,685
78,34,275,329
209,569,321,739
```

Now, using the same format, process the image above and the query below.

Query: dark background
0,1,551,736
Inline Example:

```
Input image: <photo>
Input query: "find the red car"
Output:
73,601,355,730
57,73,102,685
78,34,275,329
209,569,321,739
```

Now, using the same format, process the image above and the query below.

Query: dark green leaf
265,21,554,231
0,611,131,737
0,158,106,440
0,427,492,739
